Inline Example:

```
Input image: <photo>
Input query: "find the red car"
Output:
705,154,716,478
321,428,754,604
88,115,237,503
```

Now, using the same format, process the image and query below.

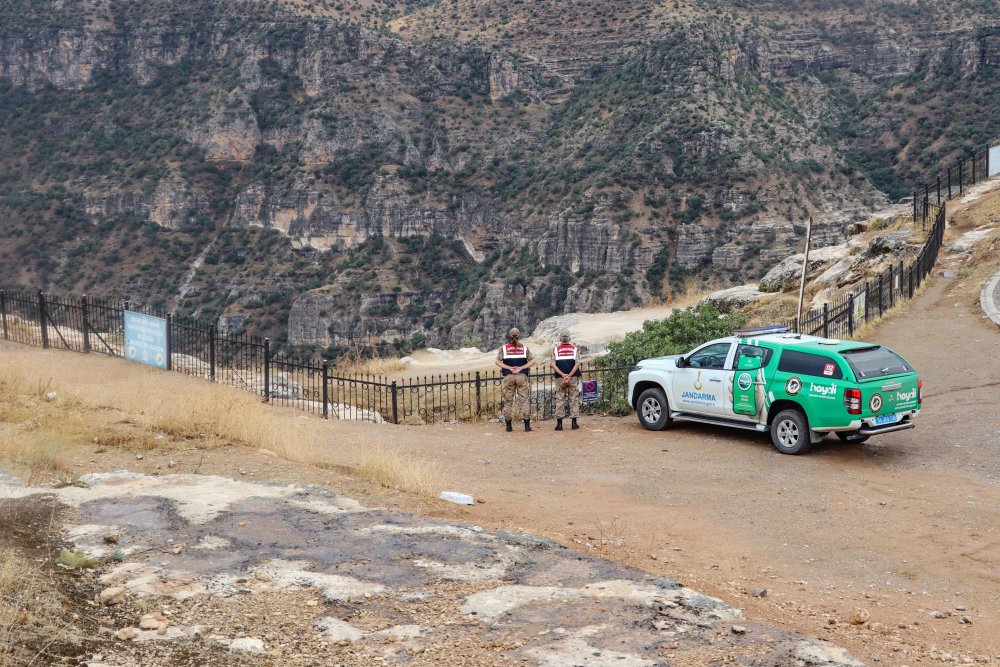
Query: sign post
124,311,168,369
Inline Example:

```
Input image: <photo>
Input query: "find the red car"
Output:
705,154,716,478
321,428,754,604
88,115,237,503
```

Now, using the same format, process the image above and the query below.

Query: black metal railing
787,203,946,338
0,290,631,424
913,141,997,226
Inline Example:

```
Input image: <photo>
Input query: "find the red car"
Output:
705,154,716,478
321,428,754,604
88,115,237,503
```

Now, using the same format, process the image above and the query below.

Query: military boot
571,418,579,430
505,420,512,432
555,419,563,431
524,419,531,432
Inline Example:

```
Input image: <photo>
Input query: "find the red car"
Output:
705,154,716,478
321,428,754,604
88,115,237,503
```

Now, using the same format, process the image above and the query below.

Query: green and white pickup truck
627,327,922,454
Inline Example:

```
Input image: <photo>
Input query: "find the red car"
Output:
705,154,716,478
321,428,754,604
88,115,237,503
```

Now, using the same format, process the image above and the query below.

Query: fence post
322,360,329,419
38,292,49,349
391,381,399,424
165,314,172,371
0,290,7,340
936,175,941,206
972,153,977,183
947,166,952,200
847,293,855,336
475,371,482,418
923,185,930,228
208,325,216,382
822,302,829,339
959,159,964,195
263,338,271,402
912,190,917,222
878,274,884,316
81,295,91,353
888,264,895,308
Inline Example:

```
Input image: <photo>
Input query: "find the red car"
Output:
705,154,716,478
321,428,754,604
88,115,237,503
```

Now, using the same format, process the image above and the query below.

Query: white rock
439,491,474,505
229,637,265,654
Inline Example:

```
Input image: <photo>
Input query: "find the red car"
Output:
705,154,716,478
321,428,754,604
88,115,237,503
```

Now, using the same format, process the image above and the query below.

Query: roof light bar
733,325,790,336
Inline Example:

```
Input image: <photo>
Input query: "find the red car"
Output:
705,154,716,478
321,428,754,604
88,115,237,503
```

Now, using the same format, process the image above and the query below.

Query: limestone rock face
0,30,114,91
676,225,715,270
288,288,448,347
700,285,769,313
83,175,205,230
186,93,261,162
760,245,850,293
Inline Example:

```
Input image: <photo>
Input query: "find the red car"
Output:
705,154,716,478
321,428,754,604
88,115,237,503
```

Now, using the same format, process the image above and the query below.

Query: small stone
848,608,870,625
116,627,136,641
869,622,889,635
135,454,144,460
139,613,166,630
306,600,318,607
239,469,247,476
45,391,58,401
172,545,184,555
230,637,265,654
751,588,768,598
254,572,272,583
955,605,966,611
103,533,119,545
731,625,747,634
99,587,126,606
167,460,176,468
959,616,973,625
929,609,948,619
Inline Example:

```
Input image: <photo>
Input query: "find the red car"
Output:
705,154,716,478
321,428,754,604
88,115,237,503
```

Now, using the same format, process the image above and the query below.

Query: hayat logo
810,382,837,398
896,388,917,402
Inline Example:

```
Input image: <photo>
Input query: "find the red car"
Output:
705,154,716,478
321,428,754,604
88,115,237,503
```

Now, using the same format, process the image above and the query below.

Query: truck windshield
841,346,911,379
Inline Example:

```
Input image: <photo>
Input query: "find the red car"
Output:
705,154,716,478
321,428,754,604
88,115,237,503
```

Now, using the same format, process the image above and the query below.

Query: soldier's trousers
554,379,580,418
501,373,530,421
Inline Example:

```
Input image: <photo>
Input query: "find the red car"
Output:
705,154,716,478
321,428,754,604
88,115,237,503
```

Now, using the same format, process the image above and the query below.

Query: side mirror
676,357,687,368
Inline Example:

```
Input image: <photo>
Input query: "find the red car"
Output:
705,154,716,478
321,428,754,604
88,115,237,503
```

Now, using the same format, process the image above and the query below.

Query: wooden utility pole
795,216,813,335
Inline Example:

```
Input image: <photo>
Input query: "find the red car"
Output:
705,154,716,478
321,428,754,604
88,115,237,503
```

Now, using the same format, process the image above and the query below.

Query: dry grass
0,539,77,666
354,443,444,496
0,347,449,499
334,356,408,376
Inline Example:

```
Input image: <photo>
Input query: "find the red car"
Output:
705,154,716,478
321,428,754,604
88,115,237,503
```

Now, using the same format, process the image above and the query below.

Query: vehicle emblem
694,371,702,391
869,393,883,413
785,376,802,396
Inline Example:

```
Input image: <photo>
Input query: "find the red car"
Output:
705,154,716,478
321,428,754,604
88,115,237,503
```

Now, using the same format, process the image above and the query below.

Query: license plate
874,413,899,425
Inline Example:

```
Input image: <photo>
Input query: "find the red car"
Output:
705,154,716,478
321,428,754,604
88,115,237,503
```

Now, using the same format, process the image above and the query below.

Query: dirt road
378,259,1000,665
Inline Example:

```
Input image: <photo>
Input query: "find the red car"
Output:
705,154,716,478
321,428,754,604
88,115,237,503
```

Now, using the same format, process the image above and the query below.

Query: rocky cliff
0,0,997,352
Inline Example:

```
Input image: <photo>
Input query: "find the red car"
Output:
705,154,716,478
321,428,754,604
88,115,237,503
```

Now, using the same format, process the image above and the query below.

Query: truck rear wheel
636,388,671,431
770,409,811,455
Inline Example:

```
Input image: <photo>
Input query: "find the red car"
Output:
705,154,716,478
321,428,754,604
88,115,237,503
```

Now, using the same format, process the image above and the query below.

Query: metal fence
788,203,946,338
912,141,997,225
0,288,629,424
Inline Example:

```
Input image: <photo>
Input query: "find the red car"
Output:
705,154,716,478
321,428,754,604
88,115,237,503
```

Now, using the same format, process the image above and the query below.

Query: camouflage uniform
551,332,582,429
496,328,534,430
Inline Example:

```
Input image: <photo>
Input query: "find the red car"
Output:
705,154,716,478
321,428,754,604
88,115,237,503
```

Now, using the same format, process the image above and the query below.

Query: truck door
672,342,734,417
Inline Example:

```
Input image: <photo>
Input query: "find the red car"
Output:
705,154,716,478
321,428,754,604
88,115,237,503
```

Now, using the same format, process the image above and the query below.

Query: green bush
596,303,746,413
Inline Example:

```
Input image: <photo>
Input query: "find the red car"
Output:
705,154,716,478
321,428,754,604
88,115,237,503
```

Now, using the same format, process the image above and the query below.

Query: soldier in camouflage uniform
550,331,582,430
496,327,535,432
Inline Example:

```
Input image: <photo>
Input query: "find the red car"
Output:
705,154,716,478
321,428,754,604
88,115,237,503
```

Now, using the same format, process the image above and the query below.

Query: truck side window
776,350,843,379
732,344,773,369
687,342,732,370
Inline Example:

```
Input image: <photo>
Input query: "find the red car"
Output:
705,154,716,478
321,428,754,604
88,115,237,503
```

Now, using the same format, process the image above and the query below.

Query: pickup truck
626,328,921,454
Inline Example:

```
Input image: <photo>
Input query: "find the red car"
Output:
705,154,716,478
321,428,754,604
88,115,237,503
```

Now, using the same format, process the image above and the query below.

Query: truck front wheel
770,409,811,455
637,388,671,431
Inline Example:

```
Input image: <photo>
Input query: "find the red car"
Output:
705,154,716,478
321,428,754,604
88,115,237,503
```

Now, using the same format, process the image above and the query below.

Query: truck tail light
845,388,862,415
917,379,923,405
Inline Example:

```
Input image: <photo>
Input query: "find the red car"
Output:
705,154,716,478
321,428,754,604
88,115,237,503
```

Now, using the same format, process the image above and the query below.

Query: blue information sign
124,311,168,369
581,379,599,404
